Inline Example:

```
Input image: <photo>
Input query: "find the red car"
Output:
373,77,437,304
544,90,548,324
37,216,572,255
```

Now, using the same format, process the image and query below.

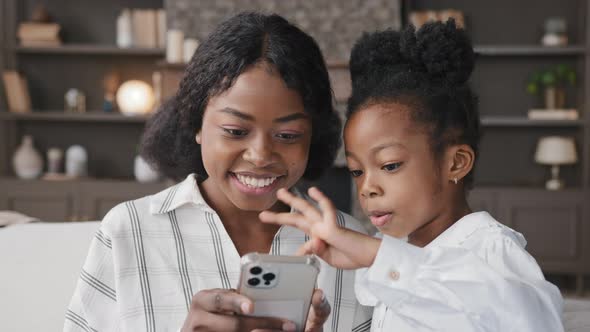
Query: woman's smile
230,171,285,195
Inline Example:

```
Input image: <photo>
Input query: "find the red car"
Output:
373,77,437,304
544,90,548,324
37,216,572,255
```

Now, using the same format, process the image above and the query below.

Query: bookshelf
15,44,165,56
474,45,586,56
0,111,150,123
479,116,584,127
0,0,168,221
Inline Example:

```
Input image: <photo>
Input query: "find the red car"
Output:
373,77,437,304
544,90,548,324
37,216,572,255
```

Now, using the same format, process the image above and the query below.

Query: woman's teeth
236,174,278,188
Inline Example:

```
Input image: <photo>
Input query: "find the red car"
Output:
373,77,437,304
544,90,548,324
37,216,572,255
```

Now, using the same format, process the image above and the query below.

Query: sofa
1,221,589,332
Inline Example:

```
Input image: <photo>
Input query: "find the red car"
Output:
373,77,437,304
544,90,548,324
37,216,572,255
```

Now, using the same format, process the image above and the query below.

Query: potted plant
526,64,576,109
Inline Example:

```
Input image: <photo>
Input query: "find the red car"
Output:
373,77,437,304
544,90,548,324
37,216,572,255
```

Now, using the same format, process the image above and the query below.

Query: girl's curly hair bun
404,19,475,85
349,19,474,87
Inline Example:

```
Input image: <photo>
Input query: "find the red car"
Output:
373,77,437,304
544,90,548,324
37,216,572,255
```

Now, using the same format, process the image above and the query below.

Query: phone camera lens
262,273,275,281
247,277,260,286
250,266,262,275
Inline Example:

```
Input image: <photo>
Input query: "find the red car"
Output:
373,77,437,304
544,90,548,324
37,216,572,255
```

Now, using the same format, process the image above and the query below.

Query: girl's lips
369,212,392,227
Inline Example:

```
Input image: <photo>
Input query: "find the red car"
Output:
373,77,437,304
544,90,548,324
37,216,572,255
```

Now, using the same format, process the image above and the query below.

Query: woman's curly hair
141,12,340,181
347,19,480,188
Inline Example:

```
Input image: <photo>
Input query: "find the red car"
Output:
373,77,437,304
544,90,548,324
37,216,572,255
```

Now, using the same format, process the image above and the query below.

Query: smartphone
238,253,321,331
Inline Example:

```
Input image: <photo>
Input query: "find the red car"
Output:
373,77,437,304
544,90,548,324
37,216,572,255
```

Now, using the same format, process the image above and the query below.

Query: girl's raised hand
259,187,380,269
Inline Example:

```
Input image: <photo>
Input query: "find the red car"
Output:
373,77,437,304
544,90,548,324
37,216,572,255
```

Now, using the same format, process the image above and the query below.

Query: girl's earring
453,178,458,185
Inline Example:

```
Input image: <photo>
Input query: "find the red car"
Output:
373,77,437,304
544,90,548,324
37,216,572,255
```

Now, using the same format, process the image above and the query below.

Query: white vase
116,9,133,48
65,145,88,177
134,155,160,183
13,135,43,179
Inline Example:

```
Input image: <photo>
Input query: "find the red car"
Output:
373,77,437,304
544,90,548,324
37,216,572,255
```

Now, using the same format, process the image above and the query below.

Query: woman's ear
195,131,202,144
445,144,475,184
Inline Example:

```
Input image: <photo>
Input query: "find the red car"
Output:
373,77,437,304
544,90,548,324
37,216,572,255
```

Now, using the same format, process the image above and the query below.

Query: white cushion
563,297,590,332
0,222,100,332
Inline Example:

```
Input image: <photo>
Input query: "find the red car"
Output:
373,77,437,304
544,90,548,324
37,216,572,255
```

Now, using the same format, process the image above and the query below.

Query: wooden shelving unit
15,44,165,56
0,111,150,123
480,116,585,127
474,45,586,56
0,0,165,209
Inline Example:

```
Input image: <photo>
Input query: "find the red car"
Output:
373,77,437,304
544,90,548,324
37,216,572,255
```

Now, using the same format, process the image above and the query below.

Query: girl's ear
445,144,475,184
195,131,202,144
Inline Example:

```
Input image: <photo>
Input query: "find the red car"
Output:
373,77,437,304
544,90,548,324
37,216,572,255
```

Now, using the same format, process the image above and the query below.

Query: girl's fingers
296,240,315,256
311,238,327,256
307,187,337,226
295,238,327,256
259,211,312,233
276,189,323,222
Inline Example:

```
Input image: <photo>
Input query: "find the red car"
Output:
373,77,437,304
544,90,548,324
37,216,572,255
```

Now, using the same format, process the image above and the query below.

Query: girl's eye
382,162,402,172
349,169,363,177
223,128,248,137
276,132,301,140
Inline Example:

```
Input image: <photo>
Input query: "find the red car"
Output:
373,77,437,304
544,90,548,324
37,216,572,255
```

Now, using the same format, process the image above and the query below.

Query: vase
544,87,566,110
116,9,133,48
12,135,43,179
134,155,160,183
65,145,88,177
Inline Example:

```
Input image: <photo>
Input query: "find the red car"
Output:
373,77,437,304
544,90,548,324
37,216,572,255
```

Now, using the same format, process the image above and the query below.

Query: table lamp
534,136,577,190
116,80,155,116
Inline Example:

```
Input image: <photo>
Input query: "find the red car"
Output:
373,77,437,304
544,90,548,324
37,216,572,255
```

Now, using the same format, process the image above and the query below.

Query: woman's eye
349,169,363,177
382,162,402,172
223,128,248,137
276,132,301,140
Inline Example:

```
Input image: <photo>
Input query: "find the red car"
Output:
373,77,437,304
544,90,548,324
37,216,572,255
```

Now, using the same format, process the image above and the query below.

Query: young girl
64,12,372,332
260,20,564,331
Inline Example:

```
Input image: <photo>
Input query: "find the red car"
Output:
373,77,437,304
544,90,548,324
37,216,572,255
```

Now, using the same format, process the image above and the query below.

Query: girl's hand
181,288,296,331
259,187,380,269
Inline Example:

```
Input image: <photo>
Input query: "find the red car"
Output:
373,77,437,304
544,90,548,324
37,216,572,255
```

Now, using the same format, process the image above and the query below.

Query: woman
64,12,372,332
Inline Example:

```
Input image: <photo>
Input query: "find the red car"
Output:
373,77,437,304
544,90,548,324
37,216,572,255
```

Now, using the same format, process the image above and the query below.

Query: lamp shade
116,80,155,116
534,136,578,165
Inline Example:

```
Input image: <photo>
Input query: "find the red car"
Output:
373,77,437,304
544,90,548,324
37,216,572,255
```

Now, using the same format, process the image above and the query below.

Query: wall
166,0,402,61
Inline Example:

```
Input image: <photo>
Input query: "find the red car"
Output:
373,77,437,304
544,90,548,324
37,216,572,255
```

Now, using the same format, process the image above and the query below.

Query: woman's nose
243,134,274,167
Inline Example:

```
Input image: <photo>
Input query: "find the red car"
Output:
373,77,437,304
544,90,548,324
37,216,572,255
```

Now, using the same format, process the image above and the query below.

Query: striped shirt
64,174,372,332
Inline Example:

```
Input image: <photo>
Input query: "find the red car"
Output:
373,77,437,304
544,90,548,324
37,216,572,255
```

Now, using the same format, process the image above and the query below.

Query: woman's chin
230,194,278,213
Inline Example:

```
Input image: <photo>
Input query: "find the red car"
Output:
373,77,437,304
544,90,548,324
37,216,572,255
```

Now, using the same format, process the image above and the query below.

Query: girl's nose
360,174,383,198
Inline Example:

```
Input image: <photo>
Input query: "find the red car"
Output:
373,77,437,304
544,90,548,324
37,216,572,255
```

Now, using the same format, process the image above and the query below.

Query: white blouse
64,174,372,332
355,211,564,332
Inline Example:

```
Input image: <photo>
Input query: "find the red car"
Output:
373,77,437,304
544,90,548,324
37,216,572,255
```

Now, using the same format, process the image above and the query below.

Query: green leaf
530,72,542,83
555,64,569,77
526,83,538,94
541,71,556,86
567,71,576,85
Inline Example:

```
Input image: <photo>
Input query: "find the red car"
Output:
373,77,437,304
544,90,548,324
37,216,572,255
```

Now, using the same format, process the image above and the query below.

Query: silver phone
238,253,321,331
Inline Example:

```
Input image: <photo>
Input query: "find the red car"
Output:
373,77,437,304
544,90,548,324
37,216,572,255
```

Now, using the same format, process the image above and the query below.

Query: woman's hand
304,289,331,332
181,288,296,331
259,187,380,270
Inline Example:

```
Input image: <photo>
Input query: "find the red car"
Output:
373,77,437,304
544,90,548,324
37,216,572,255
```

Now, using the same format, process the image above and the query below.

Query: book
132,9,157,48
156,9,167,49
2,71,32,113
17,22,61,42
19,39,62,47
527,109,579,120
